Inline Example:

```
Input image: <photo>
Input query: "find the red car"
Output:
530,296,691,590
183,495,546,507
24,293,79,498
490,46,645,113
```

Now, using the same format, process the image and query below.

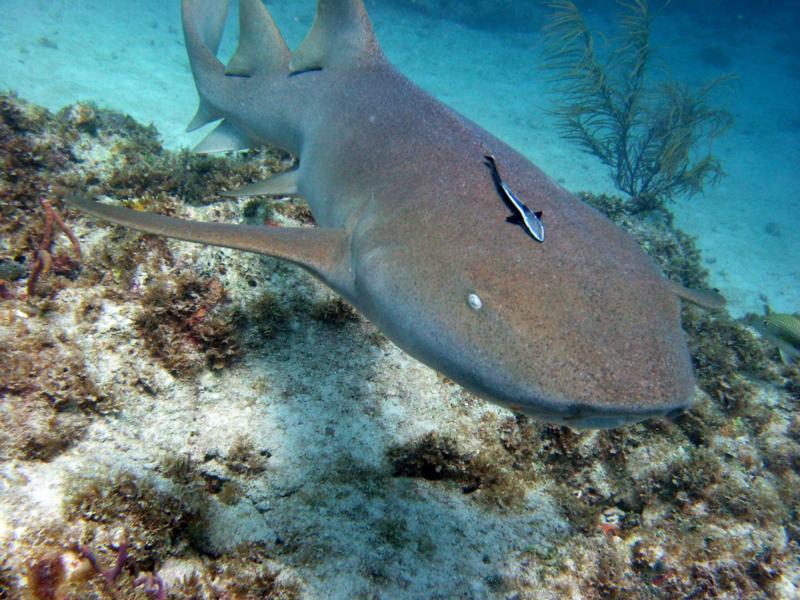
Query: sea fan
542,0,733,211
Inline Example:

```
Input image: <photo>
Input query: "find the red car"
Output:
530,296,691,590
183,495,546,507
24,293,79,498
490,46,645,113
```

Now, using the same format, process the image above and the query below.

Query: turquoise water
1,0,798,318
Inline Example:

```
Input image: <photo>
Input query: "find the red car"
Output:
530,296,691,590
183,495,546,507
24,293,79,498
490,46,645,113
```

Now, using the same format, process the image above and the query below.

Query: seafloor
1,91,799,599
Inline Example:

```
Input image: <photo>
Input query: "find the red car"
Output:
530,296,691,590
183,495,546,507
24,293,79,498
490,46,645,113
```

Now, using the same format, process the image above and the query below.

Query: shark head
349,152,696,429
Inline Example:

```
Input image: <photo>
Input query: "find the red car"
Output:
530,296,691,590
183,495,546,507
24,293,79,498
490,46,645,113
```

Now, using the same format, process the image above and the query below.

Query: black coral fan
542,0,733,211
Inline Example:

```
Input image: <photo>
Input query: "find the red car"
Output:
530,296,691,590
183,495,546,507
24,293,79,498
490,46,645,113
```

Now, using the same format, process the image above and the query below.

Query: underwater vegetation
579,192,709,289
543,0,733,212
1,91,799,597
133,273,241,375
0,322,112,462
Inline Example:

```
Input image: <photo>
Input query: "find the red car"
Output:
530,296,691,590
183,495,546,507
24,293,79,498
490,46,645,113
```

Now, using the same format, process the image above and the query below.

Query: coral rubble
0,93,798,598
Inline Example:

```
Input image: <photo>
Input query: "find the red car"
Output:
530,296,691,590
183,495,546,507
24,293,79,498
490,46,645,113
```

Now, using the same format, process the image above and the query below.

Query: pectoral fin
66,195,351,289
668,280,726,310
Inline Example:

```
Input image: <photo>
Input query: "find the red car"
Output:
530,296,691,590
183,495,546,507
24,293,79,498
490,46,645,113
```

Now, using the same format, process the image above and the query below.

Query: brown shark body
69,0,700,428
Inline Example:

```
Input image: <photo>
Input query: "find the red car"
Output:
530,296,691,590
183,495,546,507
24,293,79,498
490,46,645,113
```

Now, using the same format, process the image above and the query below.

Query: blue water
0,0,798,314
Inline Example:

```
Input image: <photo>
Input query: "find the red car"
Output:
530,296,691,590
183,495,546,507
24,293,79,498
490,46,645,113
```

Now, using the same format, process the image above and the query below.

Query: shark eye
467,292,483,311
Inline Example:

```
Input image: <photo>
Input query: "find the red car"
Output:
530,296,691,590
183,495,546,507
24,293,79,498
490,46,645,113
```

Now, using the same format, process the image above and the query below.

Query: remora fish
484,154,545,242
68,0,719,428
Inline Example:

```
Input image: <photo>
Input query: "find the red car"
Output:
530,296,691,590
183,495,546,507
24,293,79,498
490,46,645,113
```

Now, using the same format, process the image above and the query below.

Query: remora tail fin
291,0,384,72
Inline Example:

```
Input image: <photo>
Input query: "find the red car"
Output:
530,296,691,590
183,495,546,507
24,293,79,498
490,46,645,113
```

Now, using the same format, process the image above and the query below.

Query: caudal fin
182,0,291,147
181,0,229,132
182,0,383,155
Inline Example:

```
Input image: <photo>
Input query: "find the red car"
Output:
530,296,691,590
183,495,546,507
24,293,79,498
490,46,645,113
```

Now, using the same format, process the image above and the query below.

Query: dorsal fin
226,0,290,77
290,0,384,73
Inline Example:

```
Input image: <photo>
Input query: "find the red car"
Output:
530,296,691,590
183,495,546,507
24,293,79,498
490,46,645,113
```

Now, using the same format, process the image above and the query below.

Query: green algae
0,320,113,462
134,272,241,376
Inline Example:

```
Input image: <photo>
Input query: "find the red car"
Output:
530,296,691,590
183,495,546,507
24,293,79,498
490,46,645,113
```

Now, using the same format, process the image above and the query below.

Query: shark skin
68,0,700,429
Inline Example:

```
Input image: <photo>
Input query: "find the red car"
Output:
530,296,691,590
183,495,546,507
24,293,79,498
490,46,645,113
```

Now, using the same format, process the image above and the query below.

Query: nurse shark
68,0,721,428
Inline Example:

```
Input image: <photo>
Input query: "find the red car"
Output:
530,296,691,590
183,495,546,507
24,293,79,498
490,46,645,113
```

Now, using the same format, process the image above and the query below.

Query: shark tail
181,0,383,154
181,0,229,132
182,0,292,151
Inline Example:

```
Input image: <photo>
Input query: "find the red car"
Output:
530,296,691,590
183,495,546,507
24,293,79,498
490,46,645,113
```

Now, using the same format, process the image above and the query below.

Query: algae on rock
542,0,733,211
